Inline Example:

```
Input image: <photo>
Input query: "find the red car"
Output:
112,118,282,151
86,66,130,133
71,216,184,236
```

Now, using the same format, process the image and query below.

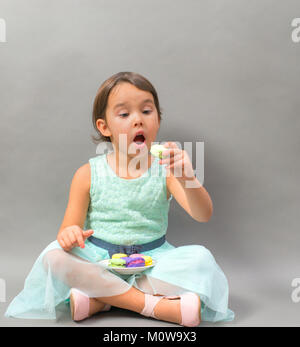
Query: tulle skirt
4,238,235,323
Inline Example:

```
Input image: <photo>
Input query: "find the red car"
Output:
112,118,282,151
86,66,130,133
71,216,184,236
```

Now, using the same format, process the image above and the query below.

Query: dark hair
91,71,163,144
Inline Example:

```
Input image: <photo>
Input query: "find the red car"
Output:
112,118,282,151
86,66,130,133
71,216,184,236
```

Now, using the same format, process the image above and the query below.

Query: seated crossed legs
42,249,201,326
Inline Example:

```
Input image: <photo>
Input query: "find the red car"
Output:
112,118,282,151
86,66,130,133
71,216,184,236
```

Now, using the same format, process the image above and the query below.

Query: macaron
112,253,128,259
129,253,145,258
150,144,168,159
141,255,152,266
121,256,145,268
129,254,152,266
109,258,126,267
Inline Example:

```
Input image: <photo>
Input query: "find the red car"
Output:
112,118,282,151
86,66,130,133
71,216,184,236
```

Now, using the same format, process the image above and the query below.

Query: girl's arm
57,163,91,235
167,175,213,223
162,141,213,223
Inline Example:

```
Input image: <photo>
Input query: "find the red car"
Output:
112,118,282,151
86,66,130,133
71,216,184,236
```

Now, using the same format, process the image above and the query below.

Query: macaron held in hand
156,142,195,181
150,144,169,159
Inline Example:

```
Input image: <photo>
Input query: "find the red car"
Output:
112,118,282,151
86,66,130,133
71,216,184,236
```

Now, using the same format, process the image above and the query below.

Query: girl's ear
97,118,112,137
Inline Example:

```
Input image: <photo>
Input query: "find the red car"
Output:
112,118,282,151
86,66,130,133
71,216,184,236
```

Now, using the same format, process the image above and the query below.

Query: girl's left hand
159,142,195,181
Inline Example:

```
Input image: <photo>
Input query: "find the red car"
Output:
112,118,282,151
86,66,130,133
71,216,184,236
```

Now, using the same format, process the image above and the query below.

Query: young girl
5,72,234,325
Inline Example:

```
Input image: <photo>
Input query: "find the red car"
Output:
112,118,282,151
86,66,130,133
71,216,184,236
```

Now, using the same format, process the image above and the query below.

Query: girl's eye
119,110,152,117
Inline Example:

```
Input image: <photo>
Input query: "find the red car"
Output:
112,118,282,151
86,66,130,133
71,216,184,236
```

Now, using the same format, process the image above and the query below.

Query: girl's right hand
57,225,94,251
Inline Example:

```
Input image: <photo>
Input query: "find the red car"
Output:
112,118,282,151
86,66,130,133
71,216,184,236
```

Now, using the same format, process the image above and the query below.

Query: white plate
99,259,156,275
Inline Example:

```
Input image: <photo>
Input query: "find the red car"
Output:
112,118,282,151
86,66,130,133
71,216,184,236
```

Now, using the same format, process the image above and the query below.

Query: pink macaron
129,253,145,258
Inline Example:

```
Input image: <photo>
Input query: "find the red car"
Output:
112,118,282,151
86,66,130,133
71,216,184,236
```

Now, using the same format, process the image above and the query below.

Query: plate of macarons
99,253,156,275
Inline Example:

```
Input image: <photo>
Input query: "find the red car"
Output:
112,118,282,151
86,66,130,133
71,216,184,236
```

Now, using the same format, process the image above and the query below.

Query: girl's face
97,82,160,157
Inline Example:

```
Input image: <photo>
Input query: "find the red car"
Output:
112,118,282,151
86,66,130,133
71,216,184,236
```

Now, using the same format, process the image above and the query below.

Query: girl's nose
132,112,143,125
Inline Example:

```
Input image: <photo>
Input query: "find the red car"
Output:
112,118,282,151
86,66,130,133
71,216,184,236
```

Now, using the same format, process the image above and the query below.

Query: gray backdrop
0,0,299,327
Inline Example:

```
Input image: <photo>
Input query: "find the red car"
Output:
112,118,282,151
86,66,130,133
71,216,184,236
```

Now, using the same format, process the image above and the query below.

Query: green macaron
109,258,126,267
150,144,168,159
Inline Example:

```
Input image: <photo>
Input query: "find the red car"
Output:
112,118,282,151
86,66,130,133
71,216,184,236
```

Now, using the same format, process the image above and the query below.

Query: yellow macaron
112,253,128,259
141,255,152,266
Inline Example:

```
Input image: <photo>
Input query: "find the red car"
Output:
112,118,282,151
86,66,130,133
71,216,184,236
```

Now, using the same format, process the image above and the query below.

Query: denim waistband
88,235,166,258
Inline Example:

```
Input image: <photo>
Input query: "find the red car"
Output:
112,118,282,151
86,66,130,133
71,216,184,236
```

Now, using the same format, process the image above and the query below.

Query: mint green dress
4,153,234,323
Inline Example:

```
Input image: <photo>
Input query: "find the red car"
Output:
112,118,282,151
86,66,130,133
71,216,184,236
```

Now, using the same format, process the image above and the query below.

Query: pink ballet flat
177,292,201,327
140,292,201,327
70,288,111,321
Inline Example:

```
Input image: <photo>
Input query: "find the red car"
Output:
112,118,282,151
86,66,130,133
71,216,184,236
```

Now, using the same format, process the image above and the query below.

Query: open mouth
133,134,146,145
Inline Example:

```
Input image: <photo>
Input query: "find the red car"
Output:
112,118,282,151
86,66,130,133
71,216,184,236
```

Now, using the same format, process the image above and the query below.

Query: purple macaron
121,256,145,267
